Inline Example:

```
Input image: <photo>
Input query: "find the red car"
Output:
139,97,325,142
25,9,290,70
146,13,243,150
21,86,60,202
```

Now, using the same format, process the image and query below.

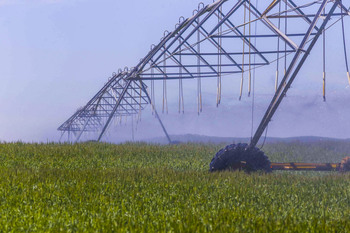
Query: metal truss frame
58,0,349,144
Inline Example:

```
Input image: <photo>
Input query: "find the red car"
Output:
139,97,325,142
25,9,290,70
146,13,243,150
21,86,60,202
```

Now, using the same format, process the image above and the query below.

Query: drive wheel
340,156,350,172
209,143,271,173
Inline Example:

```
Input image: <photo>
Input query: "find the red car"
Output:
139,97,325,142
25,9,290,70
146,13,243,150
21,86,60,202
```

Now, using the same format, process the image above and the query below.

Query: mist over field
1,87,349,143
75,90,350,144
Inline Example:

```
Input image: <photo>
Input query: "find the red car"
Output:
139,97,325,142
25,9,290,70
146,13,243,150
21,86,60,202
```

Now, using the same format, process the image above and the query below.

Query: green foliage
0,141,349,232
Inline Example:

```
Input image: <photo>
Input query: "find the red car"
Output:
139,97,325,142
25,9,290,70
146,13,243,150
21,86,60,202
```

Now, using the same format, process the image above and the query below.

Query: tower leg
98,80,132,142
75,117,92,143
140,80,172,144
249,0,339,148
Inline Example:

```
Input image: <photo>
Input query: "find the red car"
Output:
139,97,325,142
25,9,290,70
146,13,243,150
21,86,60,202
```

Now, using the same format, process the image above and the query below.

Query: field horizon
129,134,350,145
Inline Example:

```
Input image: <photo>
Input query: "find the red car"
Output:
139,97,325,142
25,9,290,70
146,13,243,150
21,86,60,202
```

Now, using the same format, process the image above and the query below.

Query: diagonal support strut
249,0,340,148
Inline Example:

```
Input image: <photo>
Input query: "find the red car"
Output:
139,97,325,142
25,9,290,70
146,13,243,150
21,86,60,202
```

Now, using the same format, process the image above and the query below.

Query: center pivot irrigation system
58,0,350,172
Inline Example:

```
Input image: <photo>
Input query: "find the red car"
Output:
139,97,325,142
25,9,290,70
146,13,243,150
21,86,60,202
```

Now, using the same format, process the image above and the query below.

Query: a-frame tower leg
140,79,172,144
98,80,132,141
96,76,172,144
249,0,339,148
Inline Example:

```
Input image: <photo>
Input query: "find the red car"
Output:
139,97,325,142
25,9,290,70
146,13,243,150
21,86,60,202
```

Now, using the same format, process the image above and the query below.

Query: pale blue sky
0,0,349,142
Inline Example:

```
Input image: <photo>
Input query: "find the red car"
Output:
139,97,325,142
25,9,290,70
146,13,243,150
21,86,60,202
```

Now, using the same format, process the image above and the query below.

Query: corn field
0,141,350,232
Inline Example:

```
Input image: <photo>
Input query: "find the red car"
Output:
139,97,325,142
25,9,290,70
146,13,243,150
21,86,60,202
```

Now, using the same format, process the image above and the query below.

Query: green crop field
0,141,350,232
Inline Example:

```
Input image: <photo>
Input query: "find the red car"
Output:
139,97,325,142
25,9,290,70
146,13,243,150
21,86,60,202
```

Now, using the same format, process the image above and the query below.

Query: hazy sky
0,0,349,143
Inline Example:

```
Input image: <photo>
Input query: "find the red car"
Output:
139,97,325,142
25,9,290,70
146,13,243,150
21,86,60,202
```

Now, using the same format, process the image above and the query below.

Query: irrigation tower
58,0,350,146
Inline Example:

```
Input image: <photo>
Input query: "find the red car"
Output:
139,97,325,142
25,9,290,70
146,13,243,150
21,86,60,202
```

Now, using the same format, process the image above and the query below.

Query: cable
251,0,259,140
260,125,268,150
217,5,222,107
275,0,282,93
151,78,155,115
284,0,287,80
162,45,168,114
197,13,202,114
178,38,185,114
239,3,246,101
131,112,134,141
248,0,252,97
341,2,350,85
138,82,142,122
323,6,326,102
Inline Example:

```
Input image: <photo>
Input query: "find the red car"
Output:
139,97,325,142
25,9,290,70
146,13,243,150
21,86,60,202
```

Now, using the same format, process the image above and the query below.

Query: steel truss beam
58,0,349,143
249,0,340,148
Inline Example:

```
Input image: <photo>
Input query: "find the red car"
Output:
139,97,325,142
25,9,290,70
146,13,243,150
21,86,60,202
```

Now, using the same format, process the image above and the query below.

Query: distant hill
146,134,350,145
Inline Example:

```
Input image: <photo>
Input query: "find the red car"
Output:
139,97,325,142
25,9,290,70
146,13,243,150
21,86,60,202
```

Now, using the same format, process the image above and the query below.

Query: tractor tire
209,143,272,173
340,156,350,172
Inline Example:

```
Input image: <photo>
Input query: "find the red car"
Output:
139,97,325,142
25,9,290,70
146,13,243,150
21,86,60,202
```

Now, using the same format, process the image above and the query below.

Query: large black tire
340,157,350,172
209,143,272,173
